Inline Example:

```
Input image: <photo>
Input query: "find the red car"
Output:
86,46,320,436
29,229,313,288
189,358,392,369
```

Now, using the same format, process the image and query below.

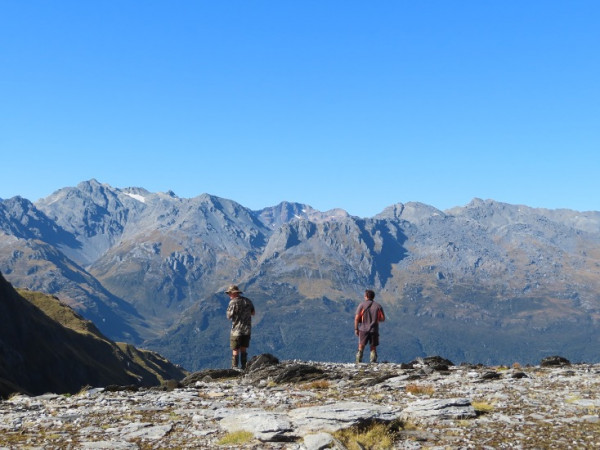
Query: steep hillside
0,272,186,399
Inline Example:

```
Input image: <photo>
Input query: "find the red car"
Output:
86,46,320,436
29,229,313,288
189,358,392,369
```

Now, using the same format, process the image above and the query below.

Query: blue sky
1,1,598,217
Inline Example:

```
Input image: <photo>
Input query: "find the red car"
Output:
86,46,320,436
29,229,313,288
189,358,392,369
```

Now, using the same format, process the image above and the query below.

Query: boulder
246,353,279,372
412,356,454,372
273,364,325,384
540,356,571,367
242,358,326,386
218,408,294,442
181,369,241,386
303,432,335,450
479,371,502,380
289,401,402,434
400,398,476,423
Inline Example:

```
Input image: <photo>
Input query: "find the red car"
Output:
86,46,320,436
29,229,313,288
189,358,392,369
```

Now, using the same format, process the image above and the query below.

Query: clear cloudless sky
1,1,599,217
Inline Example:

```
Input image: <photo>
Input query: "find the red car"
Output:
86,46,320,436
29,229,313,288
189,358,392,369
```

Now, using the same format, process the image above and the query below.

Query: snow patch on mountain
125,193,146,203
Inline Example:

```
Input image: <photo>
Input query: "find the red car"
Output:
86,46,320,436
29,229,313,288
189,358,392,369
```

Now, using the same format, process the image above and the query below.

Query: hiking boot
231,354,239,369
355,349,364,364
240,352,248,370
370,350,378,363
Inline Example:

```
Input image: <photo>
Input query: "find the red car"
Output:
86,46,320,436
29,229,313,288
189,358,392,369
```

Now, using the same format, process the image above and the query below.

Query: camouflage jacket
226,296,255,336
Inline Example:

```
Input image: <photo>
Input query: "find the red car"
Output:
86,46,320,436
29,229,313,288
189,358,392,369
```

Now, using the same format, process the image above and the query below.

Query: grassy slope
17,288,188,384
0,271,186,399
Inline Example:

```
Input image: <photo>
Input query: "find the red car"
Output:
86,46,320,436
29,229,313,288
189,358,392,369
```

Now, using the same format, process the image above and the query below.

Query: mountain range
1,179,599,370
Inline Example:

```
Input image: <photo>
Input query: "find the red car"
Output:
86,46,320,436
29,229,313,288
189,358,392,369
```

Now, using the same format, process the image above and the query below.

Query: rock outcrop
1,355,598,448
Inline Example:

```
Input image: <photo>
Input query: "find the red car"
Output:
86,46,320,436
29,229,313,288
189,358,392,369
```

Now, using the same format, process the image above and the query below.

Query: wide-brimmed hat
225,285,243,294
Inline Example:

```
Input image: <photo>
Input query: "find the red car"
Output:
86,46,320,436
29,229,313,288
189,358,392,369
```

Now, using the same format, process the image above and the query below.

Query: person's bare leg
232,349,239,368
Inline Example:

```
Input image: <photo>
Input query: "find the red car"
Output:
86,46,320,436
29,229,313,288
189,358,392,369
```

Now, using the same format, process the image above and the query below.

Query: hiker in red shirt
354,289,385,363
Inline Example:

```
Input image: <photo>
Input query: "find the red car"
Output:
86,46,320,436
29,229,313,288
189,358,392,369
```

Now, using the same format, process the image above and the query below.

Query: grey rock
541,355,571,367
123,423,173,440
511,371,528,379
303,432,334,450
418,356,455,368
0,362,598,448
218,409,294,441
400,397,477,422
480,371,502,380
181,369,241,386
242,360,327,386
246,353,280,371
80,442,139,449
289,401,402,434
273,364,326,384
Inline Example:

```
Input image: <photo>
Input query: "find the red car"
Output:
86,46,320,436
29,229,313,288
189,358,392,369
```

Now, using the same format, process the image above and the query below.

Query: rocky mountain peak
257,201,351,229
257,201,316,228
121,186,152,203
0,196,71,243
376,201,445,223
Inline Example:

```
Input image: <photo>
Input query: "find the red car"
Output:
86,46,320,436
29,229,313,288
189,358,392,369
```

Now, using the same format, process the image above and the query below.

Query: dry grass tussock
405,383,434,395
333,420,403,450
472,401,494,413
216,430,254,445
304,380,330,390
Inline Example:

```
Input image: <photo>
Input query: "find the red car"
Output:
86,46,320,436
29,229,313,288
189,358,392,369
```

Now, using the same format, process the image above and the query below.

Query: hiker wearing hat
225,285,255,369
354,289,385,364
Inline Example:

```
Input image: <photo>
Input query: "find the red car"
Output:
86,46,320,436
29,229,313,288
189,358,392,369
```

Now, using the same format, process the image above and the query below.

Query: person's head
225,285,243,298
365,289,375,300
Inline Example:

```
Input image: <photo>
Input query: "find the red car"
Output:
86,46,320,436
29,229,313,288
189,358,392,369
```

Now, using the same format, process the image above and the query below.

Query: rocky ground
0,355,599,449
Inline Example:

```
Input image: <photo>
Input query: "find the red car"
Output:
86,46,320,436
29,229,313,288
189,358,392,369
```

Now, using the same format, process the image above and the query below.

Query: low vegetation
17,289,103,338
217,430,254,445
405,383,435,395
333,420,402,450
472,401,494,414
304,380,330,390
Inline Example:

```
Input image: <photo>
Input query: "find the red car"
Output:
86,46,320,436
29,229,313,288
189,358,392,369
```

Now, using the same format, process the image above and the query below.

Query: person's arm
226,301,235,320
354,315,360,335
377,307,385,322
247,298,256,316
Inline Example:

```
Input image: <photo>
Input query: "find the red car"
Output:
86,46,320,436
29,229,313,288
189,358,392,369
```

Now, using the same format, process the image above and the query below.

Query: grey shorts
230,334,251,350
358,331,379,348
